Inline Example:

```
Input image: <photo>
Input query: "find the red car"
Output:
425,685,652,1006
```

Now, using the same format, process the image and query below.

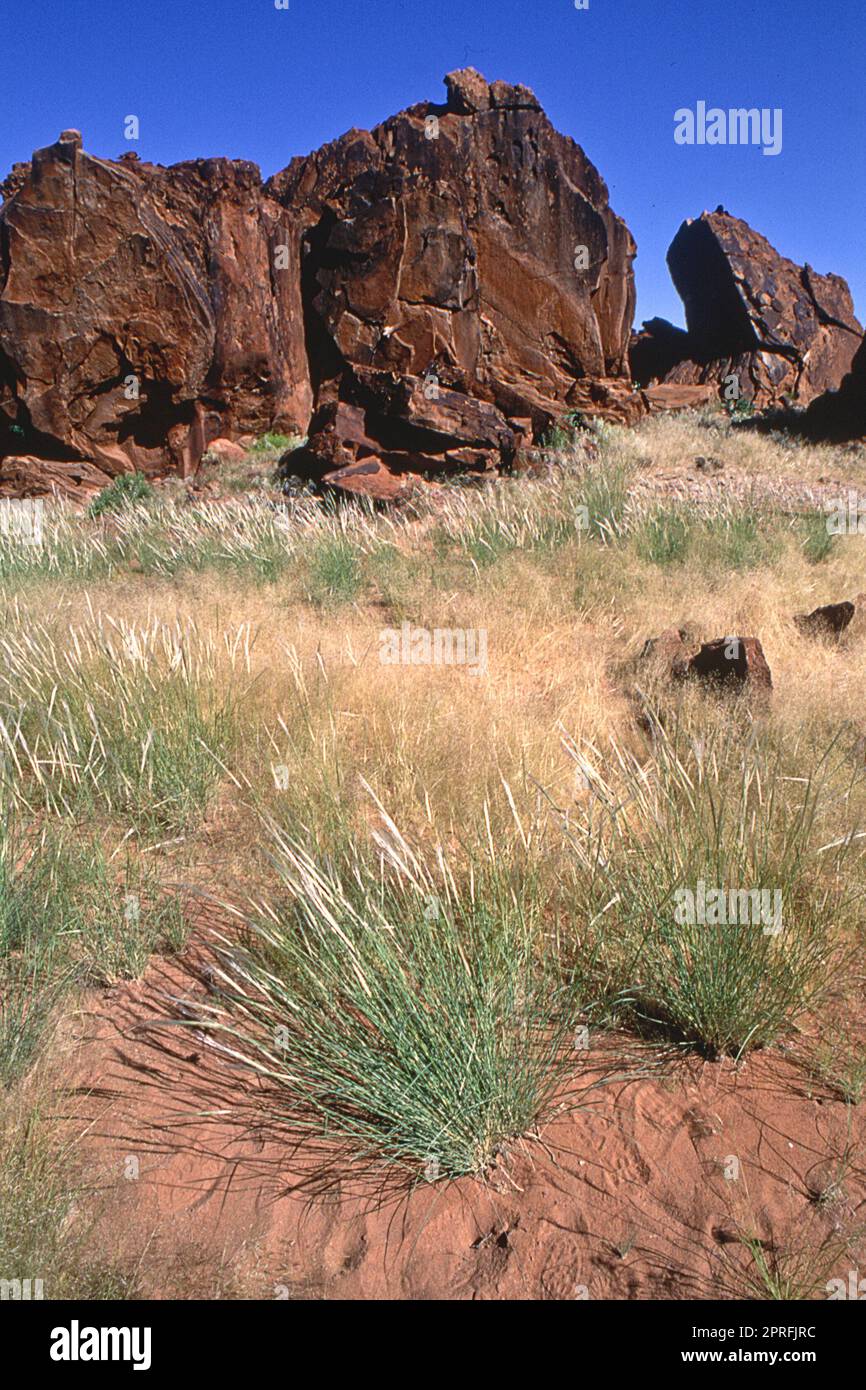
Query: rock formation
0,70,642,499
0,132,311,487
270,68,640,494
3,80,863,502
804,335,866,441
631,209,863,410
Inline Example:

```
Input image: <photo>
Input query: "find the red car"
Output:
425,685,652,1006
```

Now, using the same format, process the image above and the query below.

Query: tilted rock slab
631,209,862,409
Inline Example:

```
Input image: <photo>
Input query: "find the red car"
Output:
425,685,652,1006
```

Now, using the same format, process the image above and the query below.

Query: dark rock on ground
804,336,866,442
793,599,859,638
684,636,773,694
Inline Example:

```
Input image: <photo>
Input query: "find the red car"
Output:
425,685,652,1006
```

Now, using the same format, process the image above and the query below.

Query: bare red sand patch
61,950,866,1301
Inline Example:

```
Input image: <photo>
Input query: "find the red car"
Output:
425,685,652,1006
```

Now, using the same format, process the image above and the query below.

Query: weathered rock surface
0,454,113,501
0,70,641,500
271,68,640,495
631,210,862,409
3,77,860,500
639,626,694,679
0,131,311,482
793,597,866,638
202,437,248,464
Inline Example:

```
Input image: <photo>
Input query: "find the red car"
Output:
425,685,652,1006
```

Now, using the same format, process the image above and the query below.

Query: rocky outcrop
0,70,641,499
631,209,863,410
269,67,640,494
0,132,311,481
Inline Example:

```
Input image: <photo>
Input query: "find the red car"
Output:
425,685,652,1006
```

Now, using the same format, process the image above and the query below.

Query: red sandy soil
59,945,865,1302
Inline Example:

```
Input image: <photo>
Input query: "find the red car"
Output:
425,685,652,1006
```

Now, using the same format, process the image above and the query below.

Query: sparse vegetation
87,470,153,518
1,408,865,1297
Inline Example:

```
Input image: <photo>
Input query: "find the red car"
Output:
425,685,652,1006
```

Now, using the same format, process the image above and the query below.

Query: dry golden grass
3,408,866,1292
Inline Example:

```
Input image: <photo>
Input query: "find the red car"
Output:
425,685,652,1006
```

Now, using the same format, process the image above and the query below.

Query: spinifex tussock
0,610,243,834
563,722,862,1059
0,814,186,1084
182,787,603,1180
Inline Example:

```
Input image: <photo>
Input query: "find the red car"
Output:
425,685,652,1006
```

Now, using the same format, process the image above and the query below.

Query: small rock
684,637,772,695
793,600,856,638
203,437,247,464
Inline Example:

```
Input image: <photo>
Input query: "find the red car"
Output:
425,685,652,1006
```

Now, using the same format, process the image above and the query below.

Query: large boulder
631,209,862,409
0,132,311,481
271,68,640,493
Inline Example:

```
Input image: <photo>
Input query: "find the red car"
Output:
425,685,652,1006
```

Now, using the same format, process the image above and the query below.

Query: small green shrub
88,472,153,518
249,433,296,455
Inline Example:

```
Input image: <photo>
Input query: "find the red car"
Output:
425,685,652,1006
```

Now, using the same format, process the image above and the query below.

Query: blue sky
2,0,863,328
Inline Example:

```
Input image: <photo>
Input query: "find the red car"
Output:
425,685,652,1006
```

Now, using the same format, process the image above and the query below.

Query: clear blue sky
2,0,863,329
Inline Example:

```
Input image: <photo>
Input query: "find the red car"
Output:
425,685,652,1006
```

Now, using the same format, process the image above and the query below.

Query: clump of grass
578,458,632,541
800,511,835,565
0,614,241,835
87,471,153,518
705,508,777,571
0,818,186,1084
735,1228,854,1301
187,796,601,1180
0,1093,140,1299
307,536,364,607
565,725,860,1059
808,1025,866,1105
249,433,297,455
636,506,692,566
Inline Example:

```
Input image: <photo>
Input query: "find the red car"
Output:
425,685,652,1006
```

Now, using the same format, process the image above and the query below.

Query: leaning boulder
631,209,862,409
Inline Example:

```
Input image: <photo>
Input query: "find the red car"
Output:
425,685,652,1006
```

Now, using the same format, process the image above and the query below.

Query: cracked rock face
630,209,862,409
268,66,639,492
0,131,311,482
0,68,639,497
